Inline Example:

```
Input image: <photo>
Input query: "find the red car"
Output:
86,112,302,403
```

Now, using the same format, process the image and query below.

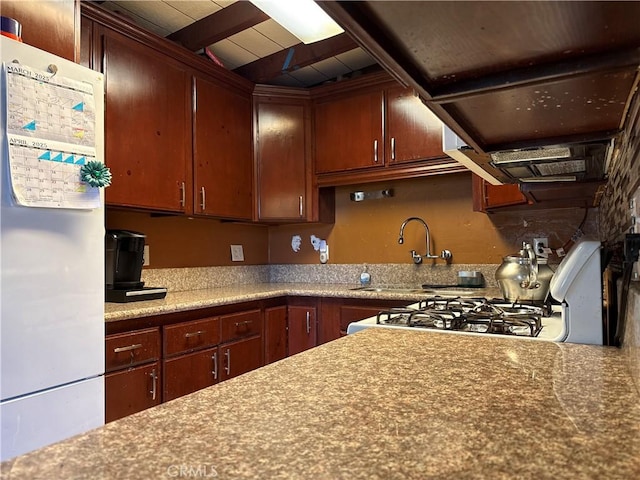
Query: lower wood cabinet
105,327,161,422
164,347,219,402
264,306,287,364
288,305,317,356
220,336,262,381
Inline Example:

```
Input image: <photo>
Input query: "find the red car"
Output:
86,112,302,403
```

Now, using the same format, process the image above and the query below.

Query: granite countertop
3,329,639,479
105,283,503,322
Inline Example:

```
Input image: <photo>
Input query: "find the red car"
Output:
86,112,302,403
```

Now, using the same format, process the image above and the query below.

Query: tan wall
269,173,598,265
110,173,599,269
106,210,269,268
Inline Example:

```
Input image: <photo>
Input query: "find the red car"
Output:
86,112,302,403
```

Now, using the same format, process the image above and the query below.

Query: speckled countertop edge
104,283,503,322
2,329,639,479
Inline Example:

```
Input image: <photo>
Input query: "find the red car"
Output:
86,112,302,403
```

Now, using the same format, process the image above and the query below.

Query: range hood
443,126,613,185
320,1,640,185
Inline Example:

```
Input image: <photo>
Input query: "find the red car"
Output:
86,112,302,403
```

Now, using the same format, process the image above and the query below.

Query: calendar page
3,62,100,209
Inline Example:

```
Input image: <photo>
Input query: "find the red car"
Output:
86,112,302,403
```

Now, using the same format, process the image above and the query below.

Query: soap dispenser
359,265,371,286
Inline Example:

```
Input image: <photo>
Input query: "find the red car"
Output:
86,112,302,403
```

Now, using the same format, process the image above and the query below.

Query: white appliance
347,239,603,345
0,37,105,460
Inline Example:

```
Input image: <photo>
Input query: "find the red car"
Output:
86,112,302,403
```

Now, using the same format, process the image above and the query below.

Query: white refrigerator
0,37,105,461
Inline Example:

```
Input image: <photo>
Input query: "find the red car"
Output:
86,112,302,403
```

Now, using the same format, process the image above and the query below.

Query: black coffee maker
105,230,166,303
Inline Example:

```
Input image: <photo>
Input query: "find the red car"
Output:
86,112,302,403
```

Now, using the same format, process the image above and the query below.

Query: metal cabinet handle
234,320,252,328
224,349,230,375
373,139,378,163
150,368,157,401
184,330,204,338
212,352,218,380
180,182,186,207
391,137,396,161
200,186,206,211
306,311,311,334
299,195,304,217
114,343,142,353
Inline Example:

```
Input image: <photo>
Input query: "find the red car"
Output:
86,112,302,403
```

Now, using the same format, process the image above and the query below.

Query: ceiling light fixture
250,0,344,44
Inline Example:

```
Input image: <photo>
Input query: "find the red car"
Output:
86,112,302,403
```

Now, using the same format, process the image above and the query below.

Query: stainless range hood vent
490,147,571,164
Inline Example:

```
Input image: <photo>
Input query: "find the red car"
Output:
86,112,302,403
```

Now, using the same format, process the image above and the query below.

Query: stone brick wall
599,86,640,240
599,83,640,392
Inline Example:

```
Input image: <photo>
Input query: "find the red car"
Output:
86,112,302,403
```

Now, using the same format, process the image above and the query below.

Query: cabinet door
315,91,384,173
193,76,252,220
102,32,190,212
163,347,219,402
256,102,308,220
471,174,528,211
220,336,262,381
264,306,287,364
288,306,317,356
105,362,161,423
386,86,445,164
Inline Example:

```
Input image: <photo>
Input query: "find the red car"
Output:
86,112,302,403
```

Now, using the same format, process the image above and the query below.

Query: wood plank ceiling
94,0,379,87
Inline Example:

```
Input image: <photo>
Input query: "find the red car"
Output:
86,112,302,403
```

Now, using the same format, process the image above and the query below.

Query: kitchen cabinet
472,174,529,212
220,336,263,381
386,86,445,164
264,306,287,364
219,309,263,380
318,298,411,342
471,174,607,212
253,86,335,223
315,89,384,174
1,0,77,61
104,328,161,422
193,75,253,220
287,305,317,356
313,73,464,186
101,30,191,212
162,317,221,402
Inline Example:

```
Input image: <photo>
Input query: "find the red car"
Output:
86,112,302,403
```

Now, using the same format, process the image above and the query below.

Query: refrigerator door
0,37,105,400
0,377,104,460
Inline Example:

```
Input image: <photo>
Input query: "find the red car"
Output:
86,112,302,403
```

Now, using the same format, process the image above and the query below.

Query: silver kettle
495,242,554,302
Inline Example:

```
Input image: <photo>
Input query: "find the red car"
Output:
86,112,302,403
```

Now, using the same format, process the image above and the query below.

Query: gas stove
348,297,565,341
347,239,604,344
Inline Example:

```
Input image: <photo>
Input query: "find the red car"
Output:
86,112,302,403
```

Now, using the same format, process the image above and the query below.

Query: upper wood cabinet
313,73,464,186
253,86,335,223
315,89,384,174
472,174,529,212
1,0,78,61
193,75,253,220
102,30,191,212
386,86,445,165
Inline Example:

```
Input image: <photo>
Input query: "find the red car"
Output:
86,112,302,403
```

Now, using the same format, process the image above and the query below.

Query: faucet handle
410,250,423,264
440,250,452,262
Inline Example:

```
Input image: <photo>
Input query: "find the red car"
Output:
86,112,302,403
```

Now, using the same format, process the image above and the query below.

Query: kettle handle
521,242,539,289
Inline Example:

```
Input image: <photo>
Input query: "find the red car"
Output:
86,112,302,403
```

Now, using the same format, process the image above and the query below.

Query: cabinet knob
391,137,396,161
224,349,231,375
306,311,311,334
200,186,206,211
179,182,186,207
373,139,379,163
149,368,157,401
299,195,304,217
212,352,218,381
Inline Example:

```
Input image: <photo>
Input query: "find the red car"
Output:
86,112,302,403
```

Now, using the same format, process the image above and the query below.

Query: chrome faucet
398,217,452,264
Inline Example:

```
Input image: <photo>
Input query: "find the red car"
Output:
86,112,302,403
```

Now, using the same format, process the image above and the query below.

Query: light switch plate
230,244,244,262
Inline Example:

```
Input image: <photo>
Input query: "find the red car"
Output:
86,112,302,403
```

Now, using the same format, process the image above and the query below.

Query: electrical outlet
533,237,548,256
143,245,150,266
230,244,244,262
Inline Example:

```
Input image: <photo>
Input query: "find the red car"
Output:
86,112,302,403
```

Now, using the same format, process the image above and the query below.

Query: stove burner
376,297,544,337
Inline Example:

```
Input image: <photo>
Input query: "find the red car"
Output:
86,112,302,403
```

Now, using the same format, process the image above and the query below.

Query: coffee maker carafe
105,230,166,303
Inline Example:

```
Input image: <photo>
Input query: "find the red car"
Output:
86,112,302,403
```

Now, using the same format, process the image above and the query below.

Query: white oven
347,240,603,344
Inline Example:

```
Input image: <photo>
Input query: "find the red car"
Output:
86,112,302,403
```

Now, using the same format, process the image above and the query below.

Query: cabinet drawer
164,317,220,357
220,309,262,343
105,328,160,372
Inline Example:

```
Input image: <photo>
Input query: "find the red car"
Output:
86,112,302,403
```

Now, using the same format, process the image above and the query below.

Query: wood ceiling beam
234,33,358,83
167,2,268,51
